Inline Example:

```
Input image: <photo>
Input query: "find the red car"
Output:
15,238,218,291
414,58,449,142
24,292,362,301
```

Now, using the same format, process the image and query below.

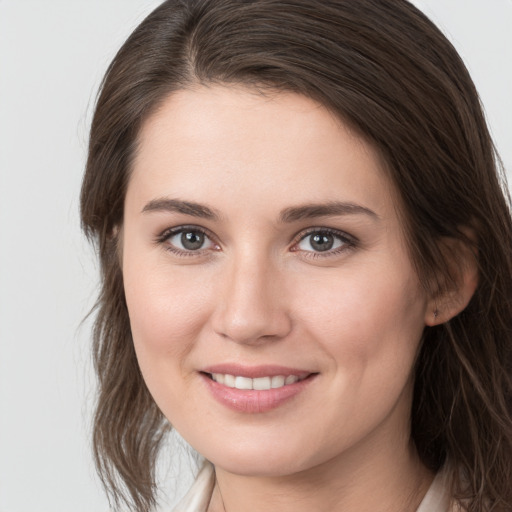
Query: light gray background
0,1,510,511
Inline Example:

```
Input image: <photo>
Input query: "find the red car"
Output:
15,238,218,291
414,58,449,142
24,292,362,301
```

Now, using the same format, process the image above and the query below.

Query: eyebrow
142,198,221,220
279,201,379,223
141,198,378,223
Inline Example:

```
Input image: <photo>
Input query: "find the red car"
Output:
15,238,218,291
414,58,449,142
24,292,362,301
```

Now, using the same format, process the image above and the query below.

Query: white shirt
172,461,452,512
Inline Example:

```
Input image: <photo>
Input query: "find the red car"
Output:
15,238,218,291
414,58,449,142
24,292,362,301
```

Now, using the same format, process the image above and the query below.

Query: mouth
204,372,310,390
200,365,318,413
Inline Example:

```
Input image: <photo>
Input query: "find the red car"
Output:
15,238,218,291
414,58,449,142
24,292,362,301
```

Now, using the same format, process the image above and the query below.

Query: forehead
129,85,395,219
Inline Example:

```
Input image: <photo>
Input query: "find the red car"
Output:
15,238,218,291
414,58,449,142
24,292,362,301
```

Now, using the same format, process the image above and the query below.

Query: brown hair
80,1,512,511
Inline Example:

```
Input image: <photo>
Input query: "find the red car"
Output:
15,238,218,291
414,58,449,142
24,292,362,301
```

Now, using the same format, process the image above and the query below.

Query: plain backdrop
0,1,510,511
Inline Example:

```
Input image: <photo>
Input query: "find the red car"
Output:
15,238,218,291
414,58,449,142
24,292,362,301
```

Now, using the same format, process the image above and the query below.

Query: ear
424,234,479,326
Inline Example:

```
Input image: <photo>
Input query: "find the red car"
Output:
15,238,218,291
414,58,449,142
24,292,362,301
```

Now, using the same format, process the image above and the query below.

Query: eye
172,230,208,251
157,226,219,255
293,228,356,256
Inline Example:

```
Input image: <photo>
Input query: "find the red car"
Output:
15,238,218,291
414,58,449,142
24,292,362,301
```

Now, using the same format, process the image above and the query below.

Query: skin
122,85,452,511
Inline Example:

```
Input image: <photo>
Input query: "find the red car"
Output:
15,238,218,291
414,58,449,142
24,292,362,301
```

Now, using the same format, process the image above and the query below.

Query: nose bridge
212,247,291,344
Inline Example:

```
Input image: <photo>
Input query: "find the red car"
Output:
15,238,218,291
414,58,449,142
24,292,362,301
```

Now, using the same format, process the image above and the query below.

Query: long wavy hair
80,1,512,511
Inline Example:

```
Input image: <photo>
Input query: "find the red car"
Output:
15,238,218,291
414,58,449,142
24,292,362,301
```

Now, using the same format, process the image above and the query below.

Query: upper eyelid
290,227,359,258
157,225,355,238
155,225,357,254
156,224,216,242
155,226,219,257
293,226,358,244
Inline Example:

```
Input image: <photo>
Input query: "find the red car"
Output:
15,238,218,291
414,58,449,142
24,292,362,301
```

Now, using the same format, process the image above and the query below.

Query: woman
80,1,512,511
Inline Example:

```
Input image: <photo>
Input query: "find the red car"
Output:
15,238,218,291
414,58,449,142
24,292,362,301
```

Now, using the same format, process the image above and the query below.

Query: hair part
81,1,512,510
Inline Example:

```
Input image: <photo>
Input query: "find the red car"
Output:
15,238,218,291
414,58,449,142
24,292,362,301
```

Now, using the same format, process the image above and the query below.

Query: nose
211,254,292,345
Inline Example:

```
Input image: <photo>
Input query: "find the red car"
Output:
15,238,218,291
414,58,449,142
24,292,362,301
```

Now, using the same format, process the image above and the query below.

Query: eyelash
291,227,358,259
155,225,358,259
155,225,218,257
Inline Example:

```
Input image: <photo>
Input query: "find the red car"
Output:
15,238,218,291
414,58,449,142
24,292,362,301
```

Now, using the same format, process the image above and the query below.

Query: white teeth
212,373,225,385
235,376,253,390
224,374,236,388
285,375,299,385
211,373,303,390
271,375,285,388
253,376,271,390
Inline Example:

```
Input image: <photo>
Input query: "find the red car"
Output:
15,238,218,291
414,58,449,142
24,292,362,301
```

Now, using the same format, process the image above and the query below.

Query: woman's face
123,86,432,477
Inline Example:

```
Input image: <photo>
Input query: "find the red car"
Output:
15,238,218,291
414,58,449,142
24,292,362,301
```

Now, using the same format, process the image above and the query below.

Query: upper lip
201,364,314,379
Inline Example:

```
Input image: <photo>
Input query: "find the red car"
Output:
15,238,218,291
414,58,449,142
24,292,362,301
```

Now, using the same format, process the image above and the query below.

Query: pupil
311,233,333,251
181,231,204,250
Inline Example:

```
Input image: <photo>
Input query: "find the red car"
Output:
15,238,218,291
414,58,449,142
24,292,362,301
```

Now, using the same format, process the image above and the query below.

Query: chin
195,433,322,478
213,455,307,478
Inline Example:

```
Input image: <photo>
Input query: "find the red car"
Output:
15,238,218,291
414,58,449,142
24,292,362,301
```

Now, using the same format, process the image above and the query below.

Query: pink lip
199,365,317,414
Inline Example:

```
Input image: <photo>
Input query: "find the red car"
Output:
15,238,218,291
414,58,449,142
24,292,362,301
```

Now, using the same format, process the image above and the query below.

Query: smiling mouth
201,369,317,413
205,373,310,390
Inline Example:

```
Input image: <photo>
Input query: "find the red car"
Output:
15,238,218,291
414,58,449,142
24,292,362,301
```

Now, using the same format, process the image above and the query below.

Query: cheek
289,269,426,443
122,260,216,421
294,265,427,370
122,251,213,369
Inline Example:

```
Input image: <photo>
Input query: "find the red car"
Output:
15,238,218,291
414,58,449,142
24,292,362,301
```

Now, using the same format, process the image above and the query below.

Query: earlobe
425,237,479,326
425,306,439,327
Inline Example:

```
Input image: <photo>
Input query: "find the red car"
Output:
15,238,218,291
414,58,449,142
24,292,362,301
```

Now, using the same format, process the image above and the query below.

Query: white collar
416,465,452,512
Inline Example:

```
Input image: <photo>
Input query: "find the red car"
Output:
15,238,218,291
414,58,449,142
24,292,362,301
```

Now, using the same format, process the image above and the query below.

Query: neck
208,430,433,512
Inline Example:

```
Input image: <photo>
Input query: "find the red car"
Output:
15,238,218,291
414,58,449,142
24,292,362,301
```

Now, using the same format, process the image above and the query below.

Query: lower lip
201,373,316,413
